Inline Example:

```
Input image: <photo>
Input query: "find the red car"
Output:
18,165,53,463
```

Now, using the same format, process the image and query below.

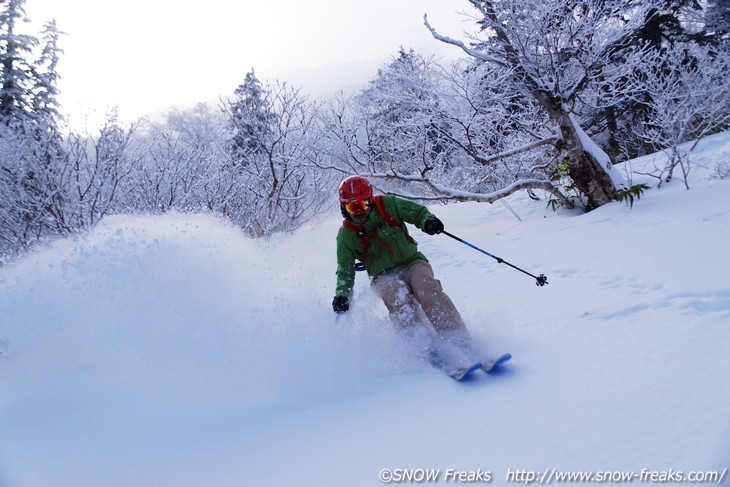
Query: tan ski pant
371,259,468,337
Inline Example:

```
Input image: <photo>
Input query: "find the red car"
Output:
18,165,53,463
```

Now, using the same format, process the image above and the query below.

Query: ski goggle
343,199,372,215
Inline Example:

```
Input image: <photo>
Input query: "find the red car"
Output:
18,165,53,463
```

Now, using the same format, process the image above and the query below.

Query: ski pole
441,230,549,287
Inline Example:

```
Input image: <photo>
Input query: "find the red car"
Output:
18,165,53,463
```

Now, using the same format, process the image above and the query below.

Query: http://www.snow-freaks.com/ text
377,467,728,484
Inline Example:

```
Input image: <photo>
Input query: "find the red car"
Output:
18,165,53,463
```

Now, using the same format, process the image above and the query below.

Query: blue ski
425,348,482,381
426,349,512,381
447,362,484,381
481,353,512,373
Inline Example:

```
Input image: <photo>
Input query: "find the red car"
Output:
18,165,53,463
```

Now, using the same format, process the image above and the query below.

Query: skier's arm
386,196,441,233
334,229,357,299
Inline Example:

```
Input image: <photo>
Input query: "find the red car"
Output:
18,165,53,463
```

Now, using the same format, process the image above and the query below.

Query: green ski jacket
335,195,437,298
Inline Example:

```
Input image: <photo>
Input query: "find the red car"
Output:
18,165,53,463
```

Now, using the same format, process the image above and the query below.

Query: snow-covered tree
133,103,228,214
0,1,66,259
704,0,730,45
222,73,335,236
425,0,654,209
354,48,453,181
59,110,144,230
626,43,730,187
227,69,277,166
0,122,41,256
583,0,727,162
0,117,68,259
32,19,63,130
431,60,560,195
0,0,36,123
318,50,573,207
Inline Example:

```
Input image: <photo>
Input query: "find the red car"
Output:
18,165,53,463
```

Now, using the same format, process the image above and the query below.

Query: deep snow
1,132,730,487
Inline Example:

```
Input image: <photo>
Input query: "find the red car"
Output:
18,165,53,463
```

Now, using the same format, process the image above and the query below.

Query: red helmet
338,176,373,204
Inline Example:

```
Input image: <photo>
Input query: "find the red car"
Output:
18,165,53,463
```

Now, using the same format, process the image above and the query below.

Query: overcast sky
24,0,473,127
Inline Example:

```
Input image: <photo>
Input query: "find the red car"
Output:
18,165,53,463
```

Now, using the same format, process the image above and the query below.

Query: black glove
332,295,350,314
424,217,444,235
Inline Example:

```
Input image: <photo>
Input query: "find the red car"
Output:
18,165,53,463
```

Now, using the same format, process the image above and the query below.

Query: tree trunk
556,114,618,210
536,91,618,209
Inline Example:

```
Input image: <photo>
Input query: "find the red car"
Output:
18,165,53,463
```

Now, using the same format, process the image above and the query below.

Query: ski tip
499,353,512,363
482,353,512,373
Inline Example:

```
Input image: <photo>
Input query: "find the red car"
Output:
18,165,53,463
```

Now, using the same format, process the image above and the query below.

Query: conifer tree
0,0,37,123
33,19,63,129
0,0,65,258
227,69,277,166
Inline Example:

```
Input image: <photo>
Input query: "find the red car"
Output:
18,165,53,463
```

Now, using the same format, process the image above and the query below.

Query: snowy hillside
1,132,730,487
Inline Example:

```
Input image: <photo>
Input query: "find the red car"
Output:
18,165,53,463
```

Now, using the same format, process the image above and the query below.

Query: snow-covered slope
1,133,729,487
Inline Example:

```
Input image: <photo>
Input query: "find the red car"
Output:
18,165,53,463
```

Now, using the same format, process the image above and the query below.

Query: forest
1,0,729,264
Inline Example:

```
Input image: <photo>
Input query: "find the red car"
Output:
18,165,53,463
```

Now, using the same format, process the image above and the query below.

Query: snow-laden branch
480,137,561,165
431,119,560,167
370,170,574,209
423,14,510,68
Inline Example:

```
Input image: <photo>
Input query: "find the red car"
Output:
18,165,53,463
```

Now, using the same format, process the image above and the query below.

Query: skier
332,175,475,363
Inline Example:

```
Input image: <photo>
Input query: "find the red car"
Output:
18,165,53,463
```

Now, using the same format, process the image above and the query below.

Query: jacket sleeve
386,195,437,232
335,227,357,297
